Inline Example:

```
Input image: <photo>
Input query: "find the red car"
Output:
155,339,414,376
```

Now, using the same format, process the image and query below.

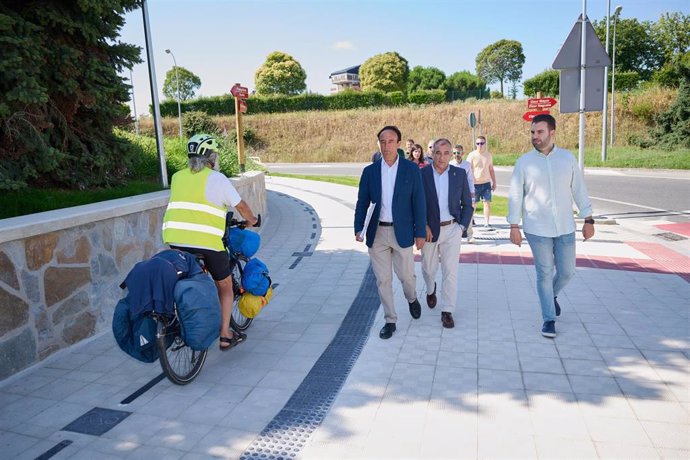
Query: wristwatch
584,218,595,225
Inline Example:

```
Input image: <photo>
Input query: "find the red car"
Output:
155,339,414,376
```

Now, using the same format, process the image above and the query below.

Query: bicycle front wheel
230,260,253,332
156,317,207,385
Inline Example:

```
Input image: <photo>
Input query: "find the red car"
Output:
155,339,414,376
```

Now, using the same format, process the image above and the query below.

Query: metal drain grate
240,264,380,460
62,407,131,436
654,232,688,242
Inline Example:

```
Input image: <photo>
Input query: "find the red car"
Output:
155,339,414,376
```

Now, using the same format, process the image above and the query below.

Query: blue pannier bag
112,297,159,363
229,228,261,258
174,273,221,351
242,258,271,296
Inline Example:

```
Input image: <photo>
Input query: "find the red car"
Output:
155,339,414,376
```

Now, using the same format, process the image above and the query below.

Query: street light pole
165,49,183,140
610,5,622,147
601,0,611,161
129,68,139,135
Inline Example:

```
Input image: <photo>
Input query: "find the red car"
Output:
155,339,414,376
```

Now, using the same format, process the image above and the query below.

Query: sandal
219,332,247,351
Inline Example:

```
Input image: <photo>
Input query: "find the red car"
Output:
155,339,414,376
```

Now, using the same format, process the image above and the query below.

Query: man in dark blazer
355,125,427,339
421,138,474,328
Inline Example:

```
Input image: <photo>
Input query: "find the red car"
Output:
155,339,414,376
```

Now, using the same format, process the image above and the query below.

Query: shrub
182,111,219,137
408,89,446,105
116,130,240,179
491,91,504,99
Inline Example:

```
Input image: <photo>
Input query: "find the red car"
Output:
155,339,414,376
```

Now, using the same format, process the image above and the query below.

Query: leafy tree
523,70,559,97
254,51,307,96
407,66,446,92
446,71,485,91
445,71,487,99
359,51,409,93
653,12,690,62
475,39,525,96
653,51,690,87
0,0,141,190
592,18,664,81
163,66,201,102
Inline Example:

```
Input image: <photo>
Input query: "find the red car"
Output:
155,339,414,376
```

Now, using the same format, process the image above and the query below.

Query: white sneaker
468,237,475,244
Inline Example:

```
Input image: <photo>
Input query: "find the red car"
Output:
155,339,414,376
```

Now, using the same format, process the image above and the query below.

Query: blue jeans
525,232,576,322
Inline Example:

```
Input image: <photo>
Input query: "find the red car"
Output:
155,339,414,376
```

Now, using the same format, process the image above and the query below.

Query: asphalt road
265,162,690,222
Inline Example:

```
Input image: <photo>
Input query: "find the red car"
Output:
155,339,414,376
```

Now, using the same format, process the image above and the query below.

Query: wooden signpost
231,83,249,172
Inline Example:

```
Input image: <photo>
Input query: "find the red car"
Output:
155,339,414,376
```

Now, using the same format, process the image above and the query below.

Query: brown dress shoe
441,312,455,328
426,282,437,309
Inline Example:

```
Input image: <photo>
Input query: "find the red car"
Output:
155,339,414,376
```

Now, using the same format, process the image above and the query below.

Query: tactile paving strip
240,264,379,460
62,407,131,436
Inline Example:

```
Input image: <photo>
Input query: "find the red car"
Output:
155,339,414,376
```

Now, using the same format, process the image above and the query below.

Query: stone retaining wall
0,172,266,381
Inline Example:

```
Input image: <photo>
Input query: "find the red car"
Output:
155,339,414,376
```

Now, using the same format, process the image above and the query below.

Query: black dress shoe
426,283,437,309
441,312,455,329
409,298,421,319
379,323,396,339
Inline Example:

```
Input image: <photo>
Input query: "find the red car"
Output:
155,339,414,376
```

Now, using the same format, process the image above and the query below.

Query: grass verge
268,172,360,187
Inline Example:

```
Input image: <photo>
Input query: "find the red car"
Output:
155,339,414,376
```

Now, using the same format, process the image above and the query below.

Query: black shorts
169,246,231,281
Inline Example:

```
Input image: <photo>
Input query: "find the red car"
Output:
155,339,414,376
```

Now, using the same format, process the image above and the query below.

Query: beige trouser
421,222,462,313
368,226,417,324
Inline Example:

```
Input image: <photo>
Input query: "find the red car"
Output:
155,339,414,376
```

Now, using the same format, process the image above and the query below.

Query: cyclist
162,134,258,351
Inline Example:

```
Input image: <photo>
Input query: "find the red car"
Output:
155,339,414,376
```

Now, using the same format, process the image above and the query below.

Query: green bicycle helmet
187,134,220,158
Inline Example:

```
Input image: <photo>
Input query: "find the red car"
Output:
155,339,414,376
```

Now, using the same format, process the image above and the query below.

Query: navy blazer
421,164,474,242
354,158,426,248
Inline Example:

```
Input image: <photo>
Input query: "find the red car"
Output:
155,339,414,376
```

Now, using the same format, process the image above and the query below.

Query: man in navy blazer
421,138,474,328
355,125,427,339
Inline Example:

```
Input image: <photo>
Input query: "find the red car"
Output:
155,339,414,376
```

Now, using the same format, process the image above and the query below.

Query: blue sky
120,0,688,116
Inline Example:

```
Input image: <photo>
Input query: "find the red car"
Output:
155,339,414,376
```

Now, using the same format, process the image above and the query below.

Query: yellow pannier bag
238,286,273,318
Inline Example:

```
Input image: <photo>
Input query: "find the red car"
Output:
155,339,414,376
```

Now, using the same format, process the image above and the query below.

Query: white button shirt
508,146,593,237
432,166,453,222
379,156,399,222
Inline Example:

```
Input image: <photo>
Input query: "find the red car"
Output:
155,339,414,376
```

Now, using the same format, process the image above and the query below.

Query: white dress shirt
432,166,453,222
508,146,593,237
379,156,399,222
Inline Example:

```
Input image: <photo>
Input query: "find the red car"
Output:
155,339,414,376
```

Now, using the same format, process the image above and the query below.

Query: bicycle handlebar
226,212,261,230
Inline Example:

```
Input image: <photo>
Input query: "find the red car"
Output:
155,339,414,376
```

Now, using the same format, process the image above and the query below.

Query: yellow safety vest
162,168,226,251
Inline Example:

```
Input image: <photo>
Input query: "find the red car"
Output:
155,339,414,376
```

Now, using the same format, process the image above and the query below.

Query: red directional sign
231,83,249,99
523,110,550,122
527,97,558,110
238,99,248,114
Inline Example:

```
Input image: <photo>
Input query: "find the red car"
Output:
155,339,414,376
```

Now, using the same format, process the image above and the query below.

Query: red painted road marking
654,222,690,238
413,242,689,283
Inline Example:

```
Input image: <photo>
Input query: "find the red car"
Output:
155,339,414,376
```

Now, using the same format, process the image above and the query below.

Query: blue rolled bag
173,272,221,351
228,228,261,258
242,258,271,296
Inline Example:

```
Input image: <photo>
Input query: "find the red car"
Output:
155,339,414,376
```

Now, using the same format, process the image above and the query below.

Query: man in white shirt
507,114,595,338
450,144,476,243
355,126,427,339
421,139,474,328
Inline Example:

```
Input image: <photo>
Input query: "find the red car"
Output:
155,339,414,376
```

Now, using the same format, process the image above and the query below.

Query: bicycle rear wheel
229,259,253,332
156,316,207,385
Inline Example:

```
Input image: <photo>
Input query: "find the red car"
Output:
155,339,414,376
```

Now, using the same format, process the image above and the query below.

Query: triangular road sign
553,14,611,69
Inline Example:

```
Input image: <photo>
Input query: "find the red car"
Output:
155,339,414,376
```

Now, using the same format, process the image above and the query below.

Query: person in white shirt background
450,144,476,243
507,114,595,339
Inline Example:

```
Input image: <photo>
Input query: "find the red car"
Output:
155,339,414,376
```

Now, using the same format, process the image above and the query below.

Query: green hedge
408,89,446,104
158,88,470,116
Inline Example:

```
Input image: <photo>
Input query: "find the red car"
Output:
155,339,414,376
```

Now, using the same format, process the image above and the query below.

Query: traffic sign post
468,112,476,146
527,97,557,110
553,6,611,171
231,83,249,172
231,83,249,99
522,110,550,122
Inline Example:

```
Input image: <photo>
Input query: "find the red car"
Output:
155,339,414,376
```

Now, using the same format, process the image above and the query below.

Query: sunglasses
476,142,486,145
453,151,463,155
